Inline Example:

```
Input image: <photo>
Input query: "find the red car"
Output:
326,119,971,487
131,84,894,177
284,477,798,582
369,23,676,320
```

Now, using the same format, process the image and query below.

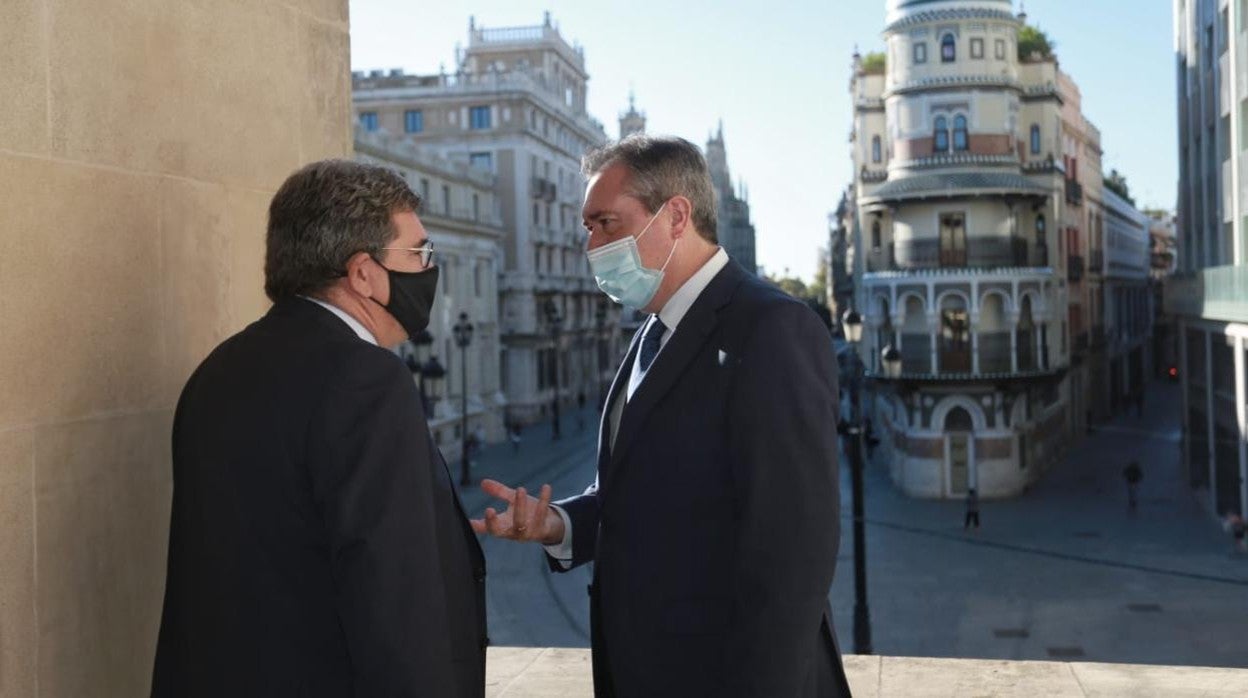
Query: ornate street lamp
453,312,474,486
838,307,872,655
881,345,903,379
842,309,864,343
421,355,446,408
544,298,563,440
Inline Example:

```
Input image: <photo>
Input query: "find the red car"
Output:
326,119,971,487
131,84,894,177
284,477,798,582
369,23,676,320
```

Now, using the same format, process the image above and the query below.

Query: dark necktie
638,316,668,373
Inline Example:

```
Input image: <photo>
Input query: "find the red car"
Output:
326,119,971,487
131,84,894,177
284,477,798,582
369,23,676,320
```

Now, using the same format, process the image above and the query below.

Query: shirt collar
657,247,729,333
300,296,378,345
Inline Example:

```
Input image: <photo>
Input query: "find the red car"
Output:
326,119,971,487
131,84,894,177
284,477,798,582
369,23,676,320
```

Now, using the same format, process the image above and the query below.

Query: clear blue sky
349,0,1176,282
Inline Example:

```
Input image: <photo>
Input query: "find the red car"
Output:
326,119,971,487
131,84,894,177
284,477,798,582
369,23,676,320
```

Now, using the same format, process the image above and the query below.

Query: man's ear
344,251,380,299
666,196,693,239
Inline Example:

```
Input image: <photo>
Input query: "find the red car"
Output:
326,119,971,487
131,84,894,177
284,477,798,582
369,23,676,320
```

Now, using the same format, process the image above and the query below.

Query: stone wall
0,2,351,695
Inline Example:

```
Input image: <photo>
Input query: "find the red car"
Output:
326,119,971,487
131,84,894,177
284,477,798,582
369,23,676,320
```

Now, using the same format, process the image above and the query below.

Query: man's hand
469,479,565,546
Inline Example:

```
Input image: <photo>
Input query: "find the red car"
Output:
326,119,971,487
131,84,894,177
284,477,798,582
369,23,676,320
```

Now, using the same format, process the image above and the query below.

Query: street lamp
411,329,434,412
595,299,608,409
544,298,563,440
881,345,902,379
453,312,474,486
421,355,446,416
839,308,872,655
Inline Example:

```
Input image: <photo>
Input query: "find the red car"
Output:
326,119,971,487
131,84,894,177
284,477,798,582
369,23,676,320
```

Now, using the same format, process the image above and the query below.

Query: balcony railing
1067,254,1085,282
1065,177,1083,206
873,238,1036,271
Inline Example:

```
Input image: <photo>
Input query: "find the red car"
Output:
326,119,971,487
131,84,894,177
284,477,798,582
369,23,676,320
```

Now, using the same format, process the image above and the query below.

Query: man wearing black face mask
152,160,487,698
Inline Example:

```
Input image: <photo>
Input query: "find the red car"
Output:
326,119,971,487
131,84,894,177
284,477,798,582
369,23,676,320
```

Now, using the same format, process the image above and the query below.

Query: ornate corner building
849,0,1147,498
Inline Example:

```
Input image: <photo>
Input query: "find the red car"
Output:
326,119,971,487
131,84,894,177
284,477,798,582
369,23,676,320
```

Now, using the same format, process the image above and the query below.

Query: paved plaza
457,378,1248,667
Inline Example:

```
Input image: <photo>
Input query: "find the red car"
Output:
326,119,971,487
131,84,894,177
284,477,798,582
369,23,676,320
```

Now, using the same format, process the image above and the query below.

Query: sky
349,0,1177,282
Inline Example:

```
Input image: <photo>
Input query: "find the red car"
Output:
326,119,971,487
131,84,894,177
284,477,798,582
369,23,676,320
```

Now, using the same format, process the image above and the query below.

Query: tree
1017,26,1055,61
860,51,886,74
1103,169,1136,206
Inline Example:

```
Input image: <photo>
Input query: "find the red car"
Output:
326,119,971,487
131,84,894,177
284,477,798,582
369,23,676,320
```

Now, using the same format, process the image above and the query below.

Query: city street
459,378,1248,667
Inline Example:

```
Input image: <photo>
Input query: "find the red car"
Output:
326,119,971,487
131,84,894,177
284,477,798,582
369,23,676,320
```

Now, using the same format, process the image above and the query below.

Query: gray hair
264,159,422,302
581,134,718,243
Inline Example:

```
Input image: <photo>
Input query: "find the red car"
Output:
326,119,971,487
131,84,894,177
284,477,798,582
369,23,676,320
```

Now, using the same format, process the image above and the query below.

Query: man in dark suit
152,160,486,697
472,136,851,697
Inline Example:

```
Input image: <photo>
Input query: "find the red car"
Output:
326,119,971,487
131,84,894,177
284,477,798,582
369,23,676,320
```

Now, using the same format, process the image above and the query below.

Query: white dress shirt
545,248,729,562
302,296,378,346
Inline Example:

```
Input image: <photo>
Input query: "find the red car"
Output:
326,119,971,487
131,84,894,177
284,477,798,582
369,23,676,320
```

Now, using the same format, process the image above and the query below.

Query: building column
1237,334,1247,520
1206,329,1216,511
1179,318,1190,481
1037,322,1046,369
1011,327,1019,373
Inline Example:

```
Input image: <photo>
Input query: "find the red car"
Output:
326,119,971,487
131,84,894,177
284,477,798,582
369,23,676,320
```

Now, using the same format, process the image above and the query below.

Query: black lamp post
840,309,872,655
595,299,608,409
453,312,474,486
881,345,902,379
412,329,434,414
544,298,563,441
421,355,446,418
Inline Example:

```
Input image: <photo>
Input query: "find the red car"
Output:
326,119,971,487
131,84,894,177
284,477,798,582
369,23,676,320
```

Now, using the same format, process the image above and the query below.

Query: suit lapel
598,326,643,479
607,262,748,473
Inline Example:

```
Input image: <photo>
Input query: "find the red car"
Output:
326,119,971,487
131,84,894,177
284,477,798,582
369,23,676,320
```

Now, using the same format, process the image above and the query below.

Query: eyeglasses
380,243,435,270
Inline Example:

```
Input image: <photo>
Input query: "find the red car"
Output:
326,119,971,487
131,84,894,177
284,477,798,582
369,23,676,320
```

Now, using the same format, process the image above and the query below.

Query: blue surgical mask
586,202,678,308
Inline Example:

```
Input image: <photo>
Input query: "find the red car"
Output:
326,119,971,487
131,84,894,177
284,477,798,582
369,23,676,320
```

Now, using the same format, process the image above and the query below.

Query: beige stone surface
0,429,36,698
299,13,354,162
1071,661,1248,698
157,178,274,403
0,0,350,694
877,656,1085,697
0,154,165,426
484,649,1248,697
0,0,49,156
46,0,309,190
34,410,173,698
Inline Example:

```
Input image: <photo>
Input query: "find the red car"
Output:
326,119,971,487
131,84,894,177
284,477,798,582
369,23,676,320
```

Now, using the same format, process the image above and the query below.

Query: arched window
953,115,969,151
871,220,882,248
934,116,950,153
941,33,957,62
1029,124,1041,154
872,135,882,163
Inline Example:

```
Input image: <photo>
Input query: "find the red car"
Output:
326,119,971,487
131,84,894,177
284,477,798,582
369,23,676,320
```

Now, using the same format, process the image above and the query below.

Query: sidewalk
455,406,601,517
834,377,1248,667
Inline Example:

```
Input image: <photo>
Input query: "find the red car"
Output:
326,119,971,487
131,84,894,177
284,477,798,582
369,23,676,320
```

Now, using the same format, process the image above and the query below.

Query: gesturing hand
469,479,565,546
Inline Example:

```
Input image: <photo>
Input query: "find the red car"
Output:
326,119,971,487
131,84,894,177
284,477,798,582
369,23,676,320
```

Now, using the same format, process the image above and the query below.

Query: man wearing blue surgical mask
472,135,850,697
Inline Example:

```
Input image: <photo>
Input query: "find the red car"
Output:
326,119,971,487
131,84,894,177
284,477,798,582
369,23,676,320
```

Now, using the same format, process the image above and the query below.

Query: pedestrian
1123,460,1143,512
1224,513,1247,554
508,423,522,454
964,488,980,530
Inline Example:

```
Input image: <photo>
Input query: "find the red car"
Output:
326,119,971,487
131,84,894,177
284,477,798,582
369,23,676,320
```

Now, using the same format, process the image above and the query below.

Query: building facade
352,14,623,431
1100,188,1154,412
1056,71,1105,429
828,186,857,321
1168,0,1248,520
705,123,759,274
355,127,508,453
853,0,1084,499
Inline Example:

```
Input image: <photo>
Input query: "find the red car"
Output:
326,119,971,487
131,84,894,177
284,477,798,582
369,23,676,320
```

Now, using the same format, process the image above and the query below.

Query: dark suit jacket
551,260,852,697
152,298,486,698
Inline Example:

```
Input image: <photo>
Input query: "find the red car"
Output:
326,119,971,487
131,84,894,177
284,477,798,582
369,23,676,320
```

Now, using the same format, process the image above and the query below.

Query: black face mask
375,264,439,338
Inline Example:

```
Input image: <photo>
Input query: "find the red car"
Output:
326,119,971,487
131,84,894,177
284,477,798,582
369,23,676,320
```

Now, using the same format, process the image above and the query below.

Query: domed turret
886,0,1014,24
